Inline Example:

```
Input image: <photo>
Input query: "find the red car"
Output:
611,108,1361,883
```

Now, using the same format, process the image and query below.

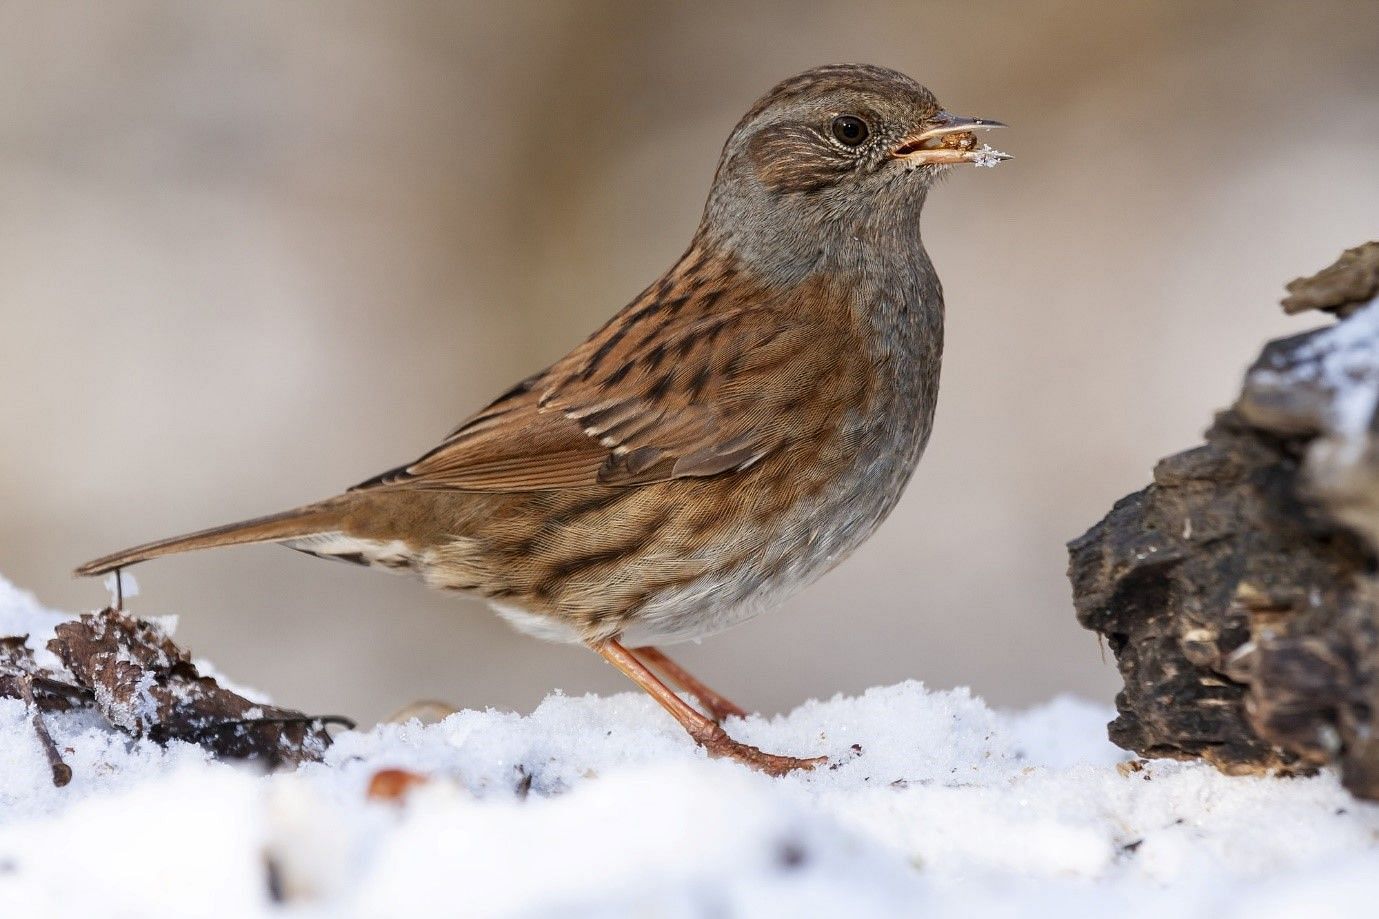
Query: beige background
2,1,1377,724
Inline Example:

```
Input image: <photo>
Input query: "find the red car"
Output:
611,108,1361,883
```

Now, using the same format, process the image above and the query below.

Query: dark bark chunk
1071,243,1379,799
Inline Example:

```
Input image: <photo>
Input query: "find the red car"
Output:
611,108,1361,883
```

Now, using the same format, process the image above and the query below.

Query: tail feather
74,501,346,577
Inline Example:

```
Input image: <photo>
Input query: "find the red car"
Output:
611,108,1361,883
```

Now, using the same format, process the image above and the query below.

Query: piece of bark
47,610,344,767
1,608,351,779
0,636,94,712
1070,243,1379,799
366,768,430,802
1280,241,1379,317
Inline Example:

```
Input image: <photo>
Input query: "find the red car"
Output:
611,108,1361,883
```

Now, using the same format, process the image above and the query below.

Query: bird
76,63,1008,775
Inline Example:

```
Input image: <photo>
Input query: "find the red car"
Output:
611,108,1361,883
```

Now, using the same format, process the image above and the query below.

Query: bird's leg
592,639,824,776
631,645,749,722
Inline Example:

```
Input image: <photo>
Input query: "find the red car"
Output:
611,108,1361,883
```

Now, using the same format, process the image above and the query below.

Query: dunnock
77,64,1007,774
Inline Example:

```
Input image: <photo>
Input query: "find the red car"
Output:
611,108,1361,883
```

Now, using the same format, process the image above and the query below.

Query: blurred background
2,1,1377,724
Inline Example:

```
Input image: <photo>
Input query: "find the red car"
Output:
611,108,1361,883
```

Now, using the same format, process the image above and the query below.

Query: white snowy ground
2,574,1378,918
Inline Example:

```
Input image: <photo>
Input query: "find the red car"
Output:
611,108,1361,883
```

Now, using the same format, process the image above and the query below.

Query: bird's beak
892,111,1011,166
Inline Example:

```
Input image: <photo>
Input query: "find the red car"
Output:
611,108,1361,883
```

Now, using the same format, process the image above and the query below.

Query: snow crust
1249,293,1379,460
2,573,1378,917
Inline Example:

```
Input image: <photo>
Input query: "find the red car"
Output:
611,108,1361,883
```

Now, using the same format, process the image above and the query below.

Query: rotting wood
0,608,353,784
1070,242,1379,799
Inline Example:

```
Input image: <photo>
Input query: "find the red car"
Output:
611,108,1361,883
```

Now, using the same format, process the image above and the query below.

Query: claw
691,722,826,775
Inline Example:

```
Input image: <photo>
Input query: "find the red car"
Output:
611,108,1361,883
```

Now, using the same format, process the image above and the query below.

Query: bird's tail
74,500,347,577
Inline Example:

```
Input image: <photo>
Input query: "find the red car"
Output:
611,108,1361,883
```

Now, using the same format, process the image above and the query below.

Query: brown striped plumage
76,64,1008,774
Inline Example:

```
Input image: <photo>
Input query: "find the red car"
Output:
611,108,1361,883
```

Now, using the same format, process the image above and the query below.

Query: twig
19,676,72,787
187,713,357,740
29,674,95,706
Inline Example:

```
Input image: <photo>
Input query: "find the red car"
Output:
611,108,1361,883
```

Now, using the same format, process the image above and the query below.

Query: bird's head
702,64,1008,279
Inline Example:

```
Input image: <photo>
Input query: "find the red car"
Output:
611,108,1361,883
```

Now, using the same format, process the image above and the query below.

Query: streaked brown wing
353,261,868,493
349,372,609,491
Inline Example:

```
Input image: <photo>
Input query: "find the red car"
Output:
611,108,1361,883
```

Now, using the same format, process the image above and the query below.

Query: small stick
29,674,94,706
188,713,357,739
113,567,124,611
19,676,72,787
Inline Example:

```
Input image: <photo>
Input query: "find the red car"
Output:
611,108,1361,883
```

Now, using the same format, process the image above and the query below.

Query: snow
102,570,139,607
972,144,1010,168
1249,293,1379,457
2,573,1379,917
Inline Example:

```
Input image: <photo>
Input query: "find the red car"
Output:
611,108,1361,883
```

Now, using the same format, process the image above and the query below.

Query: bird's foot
690,722,826,776
594,640,821,775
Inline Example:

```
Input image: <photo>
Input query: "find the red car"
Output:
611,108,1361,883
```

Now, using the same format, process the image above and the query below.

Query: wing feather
352,261,868,494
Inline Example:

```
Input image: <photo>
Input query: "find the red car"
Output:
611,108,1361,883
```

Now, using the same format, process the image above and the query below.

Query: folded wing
354,273,869,493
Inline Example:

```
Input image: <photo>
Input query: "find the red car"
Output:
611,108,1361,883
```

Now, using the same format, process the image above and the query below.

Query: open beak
892,111,1010,166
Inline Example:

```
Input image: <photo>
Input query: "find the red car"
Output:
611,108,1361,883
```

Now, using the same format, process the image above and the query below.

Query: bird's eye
831,115,870,146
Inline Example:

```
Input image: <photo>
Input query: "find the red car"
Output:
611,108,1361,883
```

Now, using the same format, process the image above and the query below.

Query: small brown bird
77,64,1007,774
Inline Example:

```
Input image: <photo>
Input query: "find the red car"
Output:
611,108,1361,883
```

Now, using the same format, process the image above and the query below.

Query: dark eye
831,114,870,146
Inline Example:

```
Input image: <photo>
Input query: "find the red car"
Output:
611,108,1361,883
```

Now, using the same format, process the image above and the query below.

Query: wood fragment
18,676,71,787
0,608,353,775
1071,243,1379,800
366,768,429,802
1280,241,1379,316
385,700,457,726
